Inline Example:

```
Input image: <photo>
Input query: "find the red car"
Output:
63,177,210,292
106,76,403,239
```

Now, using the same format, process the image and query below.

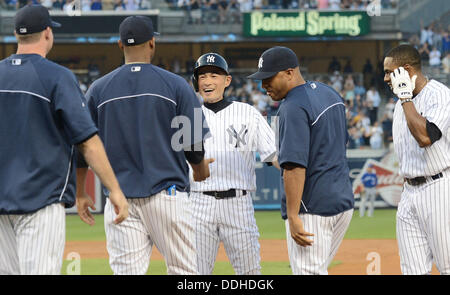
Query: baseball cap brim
247,71,278,80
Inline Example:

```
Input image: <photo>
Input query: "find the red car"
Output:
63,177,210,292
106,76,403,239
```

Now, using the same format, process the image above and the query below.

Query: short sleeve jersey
0,54,97,214
86,63,209,197
278,81,354,218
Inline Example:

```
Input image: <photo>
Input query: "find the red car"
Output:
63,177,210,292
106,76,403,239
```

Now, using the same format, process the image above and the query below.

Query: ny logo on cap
19,28,27,34
258,57,263,69
206,55,215,63
128,38,135,44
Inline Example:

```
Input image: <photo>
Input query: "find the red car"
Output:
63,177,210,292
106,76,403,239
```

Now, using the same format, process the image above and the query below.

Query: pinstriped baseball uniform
84,62,209,275
190,100,277,275
393,79,450,274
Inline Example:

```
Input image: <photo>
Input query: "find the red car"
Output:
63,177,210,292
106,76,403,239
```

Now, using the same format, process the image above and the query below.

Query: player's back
280,81,354,216
0,54,96,214
86,63,205,197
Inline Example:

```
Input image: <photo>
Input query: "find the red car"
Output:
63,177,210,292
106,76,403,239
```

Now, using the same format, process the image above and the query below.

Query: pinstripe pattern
190,102,276,192
191,192,261,275
396,178,450,274
285,209,353,275
392,79,450,275
190,101,275,275
0,203,65,275
392,80,450,178
104,190,198,275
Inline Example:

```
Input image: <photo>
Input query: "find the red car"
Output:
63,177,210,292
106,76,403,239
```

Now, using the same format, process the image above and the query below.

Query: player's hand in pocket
288,215,314,247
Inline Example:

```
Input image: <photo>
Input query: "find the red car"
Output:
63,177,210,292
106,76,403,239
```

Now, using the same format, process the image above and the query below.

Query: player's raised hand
192,158,215,182
76,192,96,226
108,190,129,224
390,67,417,100
288,215,314,247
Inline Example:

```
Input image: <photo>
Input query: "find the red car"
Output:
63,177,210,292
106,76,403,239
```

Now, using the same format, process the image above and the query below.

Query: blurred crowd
0,0,151,10
168,0,399,24
408,19,450,74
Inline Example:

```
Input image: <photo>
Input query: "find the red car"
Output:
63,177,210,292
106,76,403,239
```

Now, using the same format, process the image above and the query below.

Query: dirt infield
65,239,439,275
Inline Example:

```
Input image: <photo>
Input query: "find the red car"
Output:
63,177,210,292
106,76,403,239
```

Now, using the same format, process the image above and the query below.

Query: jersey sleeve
52,71,97,145
424,87,450,132
254,109,277,162
278,102,310,169
175,79,210,150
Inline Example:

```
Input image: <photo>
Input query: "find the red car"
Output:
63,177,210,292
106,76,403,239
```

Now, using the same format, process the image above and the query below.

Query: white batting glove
390,67,417,100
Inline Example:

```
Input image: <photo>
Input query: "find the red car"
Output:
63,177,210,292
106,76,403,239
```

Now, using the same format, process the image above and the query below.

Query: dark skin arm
283,165,314,247
401,101,431,148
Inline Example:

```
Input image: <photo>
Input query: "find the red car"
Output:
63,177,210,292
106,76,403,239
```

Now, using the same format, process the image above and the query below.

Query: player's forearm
402,102,431,147
283,167,306,220
76,167,88,198
77,135,121,194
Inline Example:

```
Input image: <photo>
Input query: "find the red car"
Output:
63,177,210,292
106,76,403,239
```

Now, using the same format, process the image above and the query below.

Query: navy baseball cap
15,5,61,35
119,16,159,46
248,46,299,80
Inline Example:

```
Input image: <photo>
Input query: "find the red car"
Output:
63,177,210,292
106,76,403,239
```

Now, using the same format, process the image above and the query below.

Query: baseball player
76,16,213,275
0,5,128,275
249,46,354,275
360,165,378,217
383,44,450,275
190,53,278,275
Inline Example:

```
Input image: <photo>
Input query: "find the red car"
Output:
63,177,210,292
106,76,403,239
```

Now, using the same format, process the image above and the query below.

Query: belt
203,189,247,199
405,172,443,186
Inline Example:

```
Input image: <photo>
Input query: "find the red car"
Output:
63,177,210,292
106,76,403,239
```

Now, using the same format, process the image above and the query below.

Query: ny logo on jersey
227,124,248,148
258,57,263,69
207,55,215,63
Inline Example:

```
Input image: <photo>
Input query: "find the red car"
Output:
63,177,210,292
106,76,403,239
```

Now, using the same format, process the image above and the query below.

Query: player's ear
225,75,232,87
149,37,155,50
403,64,416,77
117,40,124,52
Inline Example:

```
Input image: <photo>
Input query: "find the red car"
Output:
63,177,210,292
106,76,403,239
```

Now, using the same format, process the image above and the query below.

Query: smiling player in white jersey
384,44,450,275
189,53,278,275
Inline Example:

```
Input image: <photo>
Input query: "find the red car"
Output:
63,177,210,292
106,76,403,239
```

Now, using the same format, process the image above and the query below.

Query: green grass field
63,209,396,275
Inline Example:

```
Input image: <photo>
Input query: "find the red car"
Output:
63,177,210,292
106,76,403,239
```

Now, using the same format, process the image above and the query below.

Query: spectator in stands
369,121,383,150
384,97,395,120
330,70,343,93
81,0,91,10
343,74,355,107
443,52,450,74
238,0,252,12
102,0,115,10
114,0,126,10
366,85,380,125
251,88,269,115
381,112,393,148
228,0,241,23
432,26,443,53
362,58,374,89
420,20,433,45
328,0,339,10
328,56,341,73
91,0,103,10
343,60,353,74
418,42,430,64
16,0,28,9
52,0,64,10
354,77,366,99
429,46,442,68
317,0,328,9
41,0,53,9
442,30,450,55
348,126,362,149
125,0,140,10
218,0,229,24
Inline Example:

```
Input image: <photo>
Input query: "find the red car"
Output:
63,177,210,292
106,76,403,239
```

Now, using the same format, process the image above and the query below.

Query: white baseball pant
360,188,376,217
285,209,354,275
191,191,261,275
0,203,65,275
396,177,450,275
104,190,198,275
